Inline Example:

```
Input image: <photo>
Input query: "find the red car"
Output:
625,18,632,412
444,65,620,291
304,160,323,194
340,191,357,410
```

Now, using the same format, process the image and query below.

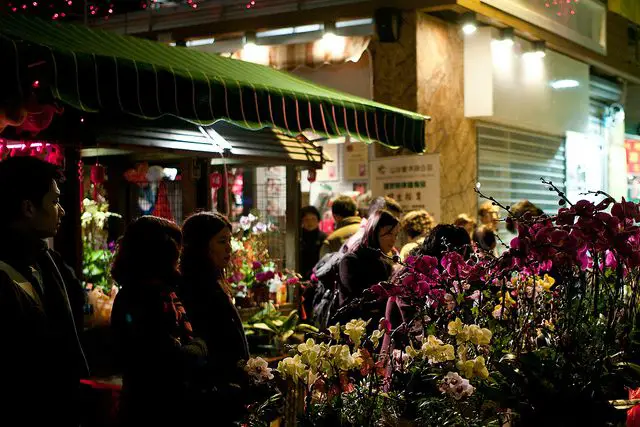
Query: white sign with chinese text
370,154,440,222
344,141,369,181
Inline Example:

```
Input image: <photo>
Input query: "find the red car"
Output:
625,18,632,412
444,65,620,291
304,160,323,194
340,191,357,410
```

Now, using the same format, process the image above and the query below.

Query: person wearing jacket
337,209,400,323
110,216,207,427
180,211,250,425
320,195,361,257
0,156,89,427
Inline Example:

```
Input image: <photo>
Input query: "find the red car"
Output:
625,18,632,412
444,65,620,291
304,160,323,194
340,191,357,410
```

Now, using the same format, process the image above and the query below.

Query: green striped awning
0,15,428,153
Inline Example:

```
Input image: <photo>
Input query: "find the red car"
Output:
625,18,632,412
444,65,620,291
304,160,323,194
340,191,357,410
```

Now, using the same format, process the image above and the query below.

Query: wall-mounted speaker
375,8,402,43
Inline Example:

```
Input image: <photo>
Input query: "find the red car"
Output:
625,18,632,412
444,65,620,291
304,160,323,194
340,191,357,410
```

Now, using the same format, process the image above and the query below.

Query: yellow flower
457,325,471,343
448,318,464,336
297,338,322,365
473,356,489,379
504,292,517,306
467,325,492,346
538,274,556,291
423,335,456,363
277,355,307,382
328,323,341,341
457,360,475,378
371,329,384,349
344,319,368,348
405,344,420,359
457,356,489,379
492,304,509,319
457,343,469,363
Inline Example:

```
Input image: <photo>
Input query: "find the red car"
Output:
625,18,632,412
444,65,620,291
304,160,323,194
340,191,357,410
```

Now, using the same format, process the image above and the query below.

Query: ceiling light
524,40,546,59
460,13,477,35
243,31,257,47
498,27,514,47
323,21,337,40
550,79,580,89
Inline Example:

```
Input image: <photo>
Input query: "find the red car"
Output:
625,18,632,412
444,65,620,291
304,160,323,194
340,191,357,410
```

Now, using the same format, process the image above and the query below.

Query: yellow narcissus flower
448,318,464,336
371,329,384,349
344,319,368,348
328,323,341,341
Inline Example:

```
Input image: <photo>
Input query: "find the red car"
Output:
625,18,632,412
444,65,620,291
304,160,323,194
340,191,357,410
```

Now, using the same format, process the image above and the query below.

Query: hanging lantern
91,163,106,185
210,171,222,190
308,169,317,183
90,163,106,200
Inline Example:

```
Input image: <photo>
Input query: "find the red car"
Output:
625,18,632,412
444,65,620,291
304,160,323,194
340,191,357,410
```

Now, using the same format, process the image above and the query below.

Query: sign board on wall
344,141,369,181
370,154,440,222
315,143,339,182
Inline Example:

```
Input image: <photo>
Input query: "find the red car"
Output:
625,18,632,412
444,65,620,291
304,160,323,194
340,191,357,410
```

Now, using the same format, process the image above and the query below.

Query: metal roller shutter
477,123,566,241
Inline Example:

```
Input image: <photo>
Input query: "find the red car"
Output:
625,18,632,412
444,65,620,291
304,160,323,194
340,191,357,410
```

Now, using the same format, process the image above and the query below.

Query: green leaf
281,330,295,342
251,322,275,333
271,319,284,327
282,310,299,332
296,323,319,333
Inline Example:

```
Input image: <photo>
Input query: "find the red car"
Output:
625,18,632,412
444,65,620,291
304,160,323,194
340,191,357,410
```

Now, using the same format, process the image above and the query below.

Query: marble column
370,11,478,223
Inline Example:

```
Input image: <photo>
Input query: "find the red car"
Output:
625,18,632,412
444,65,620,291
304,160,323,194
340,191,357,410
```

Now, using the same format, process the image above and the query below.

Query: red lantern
308,169,317,183
91,164,106,185
210,171,222,190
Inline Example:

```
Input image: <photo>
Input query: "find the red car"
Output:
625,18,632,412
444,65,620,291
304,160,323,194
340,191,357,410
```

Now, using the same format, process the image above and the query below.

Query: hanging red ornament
78,159,84,209
308,169,317,183
210,171,222,190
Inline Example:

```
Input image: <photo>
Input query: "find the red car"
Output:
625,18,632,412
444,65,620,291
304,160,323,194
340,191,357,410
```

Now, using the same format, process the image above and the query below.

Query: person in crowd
337,210,400,322
506,200,544,233
180,212,250,425
473,225,498,256
110,216,207,427
383,225,472,353
399,210,435,261
454,213,476,238
299,206,327,280
478,201,500,232
368,196,403,220
320,195,361,257
342,196,403,254
0,156,88,426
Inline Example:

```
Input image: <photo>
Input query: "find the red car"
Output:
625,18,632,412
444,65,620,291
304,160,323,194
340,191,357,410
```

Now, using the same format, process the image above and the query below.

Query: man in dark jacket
0,157,89,426
299,206,327,280
320,195,361,257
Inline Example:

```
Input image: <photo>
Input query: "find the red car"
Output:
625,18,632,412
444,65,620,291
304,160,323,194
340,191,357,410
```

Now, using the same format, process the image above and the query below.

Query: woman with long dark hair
179,211,249,425
110,216,207,427
337,209,400,322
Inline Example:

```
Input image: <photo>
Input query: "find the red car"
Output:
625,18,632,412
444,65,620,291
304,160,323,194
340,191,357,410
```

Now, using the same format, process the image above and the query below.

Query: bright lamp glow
550,79,580,89
462,23,477,35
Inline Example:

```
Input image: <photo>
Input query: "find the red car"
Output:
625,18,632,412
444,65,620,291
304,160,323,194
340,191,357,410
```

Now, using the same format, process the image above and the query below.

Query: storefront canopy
0,15,428,153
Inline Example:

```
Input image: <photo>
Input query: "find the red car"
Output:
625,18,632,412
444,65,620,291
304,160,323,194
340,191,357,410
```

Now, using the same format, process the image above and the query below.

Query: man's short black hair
0,157,62,223
301,205,321,221
331,196,357,218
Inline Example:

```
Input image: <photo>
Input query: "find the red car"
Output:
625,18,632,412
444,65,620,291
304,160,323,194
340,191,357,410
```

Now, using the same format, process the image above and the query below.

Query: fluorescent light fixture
336,18,373,28
257,27,293,37
460,13,477,35
323,21,337,40
186,38,215,47
550,79,580,89
295,24,322,33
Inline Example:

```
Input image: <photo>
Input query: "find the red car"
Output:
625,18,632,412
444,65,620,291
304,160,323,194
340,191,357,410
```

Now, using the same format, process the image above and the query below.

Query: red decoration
90,163,106,200
210,171,222,190
627,388,640,427
0,97,62,136
0,139,64,166
308,169,317,183
151,181,174,222
625,139,640,175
